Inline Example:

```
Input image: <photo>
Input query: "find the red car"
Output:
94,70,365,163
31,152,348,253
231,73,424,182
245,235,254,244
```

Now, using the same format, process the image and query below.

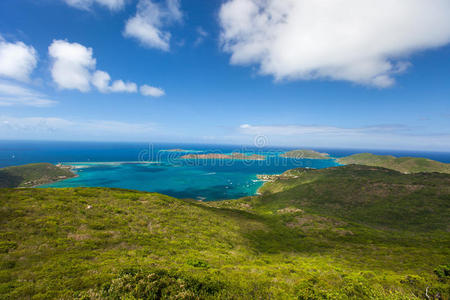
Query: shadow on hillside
186,200,324,255
156,185,250,201
0,171,23,188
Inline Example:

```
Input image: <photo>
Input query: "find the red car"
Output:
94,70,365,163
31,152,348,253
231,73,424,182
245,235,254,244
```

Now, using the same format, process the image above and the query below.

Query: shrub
75,269,224,299
186,259,209,268
0,241,17,253
434,265,450,281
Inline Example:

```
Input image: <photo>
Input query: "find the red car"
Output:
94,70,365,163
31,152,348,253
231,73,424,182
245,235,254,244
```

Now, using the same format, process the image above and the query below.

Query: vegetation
280,149,332,159
337,153,450,174
0,163,76,188
1,164,449,299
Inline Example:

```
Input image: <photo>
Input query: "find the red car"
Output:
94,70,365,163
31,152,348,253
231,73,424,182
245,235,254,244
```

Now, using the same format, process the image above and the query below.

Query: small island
0,163,77,188
181,152,265,160
161,149,189,152
280,149,331,159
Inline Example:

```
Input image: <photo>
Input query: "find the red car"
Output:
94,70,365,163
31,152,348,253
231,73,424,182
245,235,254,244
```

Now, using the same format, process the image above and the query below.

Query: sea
1,140,450,201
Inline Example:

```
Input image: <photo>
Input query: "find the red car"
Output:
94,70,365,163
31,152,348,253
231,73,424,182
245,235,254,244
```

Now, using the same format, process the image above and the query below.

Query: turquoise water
3,141,450,201
41,157,340,200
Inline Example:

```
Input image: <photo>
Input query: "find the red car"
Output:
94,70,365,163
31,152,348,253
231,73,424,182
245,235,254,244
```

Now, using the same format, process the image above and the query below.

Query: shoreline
33,164,78,188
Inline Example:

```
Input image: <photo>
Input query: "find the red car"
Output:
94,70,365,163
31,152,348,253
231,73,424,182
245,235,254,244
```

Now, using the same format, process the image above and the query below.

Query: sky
0,0,450,151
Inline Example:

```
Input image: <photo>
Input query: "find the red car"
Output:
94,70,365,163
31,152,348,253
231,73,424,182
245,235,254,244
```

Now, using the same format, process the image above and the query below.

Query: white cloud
91,70,111,93
0,115,156,140
0,38,37,82
0,81,56,107
124,0,182,51
110,80,137,93
140,84,165,97
92,70,138,93
49,41,148,94
63,0,125,11
49,40,96,92
219,0,450,87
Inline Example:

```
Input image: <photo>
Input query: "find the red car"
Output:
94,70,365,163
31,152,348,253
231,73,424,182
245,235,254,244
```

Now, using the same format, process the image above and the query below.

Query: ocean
1,140,450,201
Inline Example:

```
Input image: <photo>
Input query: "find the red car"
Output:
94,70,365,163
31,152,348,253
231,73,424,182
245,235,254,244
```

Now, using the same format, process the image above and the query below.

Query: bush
186,259,209,268
76,269,224,299
434,265,450,281
0,241,17,253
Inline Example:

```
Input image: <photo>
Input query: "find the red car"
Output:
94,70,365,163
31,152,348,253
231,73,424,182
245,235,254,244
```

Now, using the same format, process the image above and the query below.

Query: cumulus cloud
110,80,138,93
91,70,111,92
0,37,37,82
63,0,125,11
49,40,96,92
140,84,165,97
50,40,157,95
219,0,450,87
124,0,182,51
0,81,57,107
92,70,137,93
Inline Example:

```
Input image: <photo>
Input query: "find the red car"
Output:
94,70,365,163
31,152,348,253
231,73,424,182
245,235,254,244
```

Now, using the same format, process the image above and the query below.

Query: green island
280,149,332,159
0,163,76,188
0,163,449,299
337,153,450,174
181,153,266,160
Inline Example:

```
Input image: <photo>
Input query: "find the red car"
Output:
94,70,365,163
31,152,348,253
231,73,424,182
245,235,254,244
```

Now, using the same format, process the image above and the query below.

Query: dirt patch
67,233,91,241
239,203,252,209
277,207,303,214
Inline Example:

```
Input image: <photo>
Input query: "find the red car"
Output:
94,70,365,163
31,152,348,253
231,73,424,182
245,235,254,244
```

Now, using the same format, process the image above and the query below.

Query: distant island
0,163,76,188
161,149,188,152
337,153,450,174
280,149,332,159
181,152,265,160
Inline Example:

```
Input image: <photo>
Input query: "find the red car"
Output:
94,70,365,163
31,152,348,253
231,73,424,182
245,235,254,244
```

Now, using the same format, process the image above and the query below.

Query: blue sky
0,0,449,150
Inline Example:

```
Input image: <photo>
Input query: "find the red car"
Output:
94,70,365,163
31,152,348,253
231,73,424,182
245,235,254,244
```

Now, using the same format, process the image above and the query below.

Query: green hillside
0,163,76,188
1,165,449,299
251,165,450,231
337,153,450,174
280,149,331,159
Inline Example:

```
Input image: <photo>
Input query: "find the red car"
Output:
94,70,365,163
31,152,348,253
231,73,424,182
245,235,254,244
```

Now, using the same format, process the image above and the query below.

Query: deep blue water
1,140,449,200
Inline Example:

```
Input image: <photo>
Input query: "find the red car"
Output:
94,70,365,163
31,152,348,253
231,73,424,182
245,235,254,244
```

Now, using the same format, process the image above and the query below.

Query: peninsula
0,163,76,188
181,152,265,160
280,149,331,159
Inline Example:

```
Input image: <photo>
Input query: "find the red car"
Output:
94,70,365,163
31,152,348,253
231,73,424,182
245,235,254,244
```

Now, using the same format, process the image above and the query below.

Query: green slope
1,166,449,299
252,165,450,231
0,163,76,188
337,153,450,174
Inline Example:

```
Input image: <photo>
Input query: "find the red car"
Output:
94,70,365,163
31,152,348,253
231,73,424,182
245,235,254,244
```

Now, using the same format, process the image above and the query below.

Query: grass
0,163,76,188
337,153,450,174
0,165,449,299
